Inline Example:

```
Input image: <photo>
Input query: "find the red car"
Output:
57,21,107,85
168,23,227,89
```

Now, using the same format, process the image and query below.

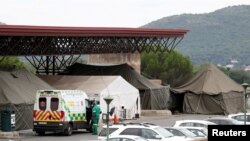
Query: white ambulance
33,90,92,136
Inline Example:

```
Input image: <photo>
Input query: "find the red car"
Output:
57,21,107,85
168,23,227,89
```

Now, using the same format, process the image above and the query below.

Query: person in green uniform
92,101,101,135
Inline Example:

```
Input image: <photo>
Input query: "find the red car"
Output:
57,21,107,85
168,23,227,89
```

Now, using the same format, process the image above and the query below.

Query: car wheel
64,124,73,136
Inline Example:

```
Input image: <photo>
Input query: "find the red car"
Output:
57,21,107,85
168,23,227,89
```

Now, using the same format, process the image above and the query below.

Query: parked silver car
205,117,242,125
173,120,216,129
228,113,250,125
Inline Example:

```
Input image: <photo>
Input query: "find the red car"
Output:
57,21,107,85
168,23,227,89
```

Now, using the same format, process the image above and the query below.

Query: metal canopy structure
0,25,189,74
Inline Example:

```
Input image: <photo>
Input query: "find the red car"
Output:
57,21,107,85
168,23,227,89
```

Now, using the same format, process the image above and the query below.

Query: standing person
86,100,93,132
92,101,101,135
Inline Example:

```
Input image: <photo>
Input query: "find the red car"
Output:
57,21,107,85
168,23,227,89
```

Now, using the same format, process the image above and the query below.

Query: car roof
109,135,146,139
176,126,207,130
103,122,159,128
228,113,250,117
205,117,236,120
205,117,242,123
165,126,189,129
164,127,197,133
175,119,216,125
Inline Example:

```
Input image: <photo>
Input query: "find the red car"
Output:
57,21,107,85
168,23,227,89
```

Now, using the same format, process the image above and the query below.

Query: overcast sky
0,0,250,27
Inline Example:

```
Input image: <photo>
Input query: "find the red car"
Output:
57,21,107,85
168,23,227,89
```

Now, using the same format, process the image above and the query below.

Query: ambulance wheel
37,131,45,136
64,124,73,136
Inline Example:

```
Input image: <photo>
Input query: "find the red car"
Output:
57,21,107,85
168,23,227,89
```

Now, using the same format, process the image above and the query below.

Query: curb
141,110,172,116
0,131,20,139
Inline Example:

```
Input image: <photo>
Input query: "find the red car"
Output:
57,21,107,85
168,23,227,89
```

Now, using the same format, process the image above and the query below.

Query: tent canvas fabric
59,63,170,110
38,75,141,119
171,64,244,115
0,70,53,130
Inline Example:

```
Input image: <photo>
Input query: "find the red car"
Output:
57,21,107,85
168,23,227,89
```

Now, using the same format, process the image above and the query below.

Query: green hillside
143,5,250,66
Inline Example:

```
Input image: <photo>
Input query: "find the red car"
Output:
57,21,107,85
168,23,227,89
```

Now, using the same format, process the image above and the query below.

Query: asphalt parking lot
0,113,224,141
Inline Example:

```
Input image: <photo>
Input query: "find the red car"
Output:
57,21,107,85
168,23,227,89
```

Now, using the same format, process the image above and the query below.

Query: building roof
0,25,189,56
0,25,188,37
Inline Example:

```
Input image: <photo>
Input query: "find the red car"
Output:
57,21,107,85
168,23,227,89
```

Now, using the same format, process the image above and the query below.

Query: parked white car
205,117,242,125
173,120,216,129
228,113,250,125
98,123,193,141
164,127,207,140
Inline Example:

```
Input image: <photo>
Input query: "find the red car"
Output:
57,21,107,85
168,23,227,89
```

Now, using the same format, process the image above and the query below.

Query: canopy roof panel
0,25,189,56
0,25,188,37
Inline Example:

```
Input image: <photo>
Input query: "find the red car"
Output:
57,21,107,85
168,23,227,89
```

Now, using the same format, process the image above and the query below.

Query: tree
0,56,25,70
219,67,250,84
141,51,193,87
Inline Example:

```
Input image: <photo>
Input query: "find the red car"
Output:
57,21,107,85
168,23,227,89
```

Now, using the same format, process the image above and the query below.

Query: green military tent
0,69,53,130
171,64,244,115
60,63,170,110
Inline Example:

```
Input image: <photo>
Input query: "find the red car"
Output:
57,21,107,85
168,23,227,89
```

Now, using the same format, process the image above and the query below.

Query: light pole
242,83,249,125
104,96,113,141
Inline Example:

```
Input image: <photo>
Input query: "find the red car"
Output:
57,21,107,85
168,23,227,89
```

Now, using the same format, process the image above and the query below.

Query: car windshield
208,122,217,125
134,137,148,141
178,128,197,137
154,127,174,138
195,127,208,135
188,129,206,137
231,119,242,125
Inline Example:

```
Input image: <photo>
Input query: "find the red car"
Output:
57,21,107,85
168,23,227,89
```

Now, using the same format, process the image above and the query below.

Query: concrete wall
87,53,141,74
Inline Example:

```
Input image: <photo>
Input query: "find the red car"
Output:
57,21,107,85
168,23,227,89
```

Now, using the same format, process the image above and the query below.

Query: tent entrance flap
183,93,224,114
